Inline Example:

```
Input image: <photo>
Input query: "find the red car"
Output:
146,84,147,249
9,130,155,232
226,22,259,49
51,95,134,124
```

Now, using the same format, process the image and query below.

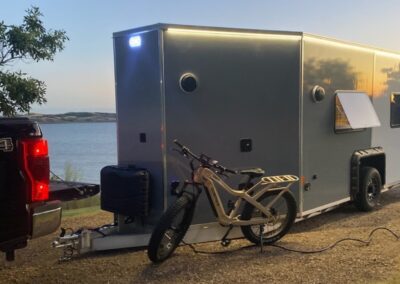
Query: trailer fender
351,147,385,201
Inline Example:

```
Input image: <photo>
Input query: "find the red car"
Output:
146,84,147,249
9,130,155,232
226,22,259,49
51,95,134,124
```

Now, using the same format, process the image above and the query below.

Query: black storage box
100,165,150,217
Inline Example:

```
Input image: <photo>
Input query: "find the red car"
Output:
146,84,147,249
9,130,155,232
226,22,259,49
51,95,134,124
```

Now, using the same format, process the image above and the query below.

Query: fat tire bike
147,140,298,263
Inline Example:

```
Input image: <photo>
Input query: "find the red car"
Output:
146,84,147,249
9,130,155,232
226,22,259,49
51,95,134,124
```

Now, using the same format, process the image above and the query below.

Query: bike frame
193,167,298,226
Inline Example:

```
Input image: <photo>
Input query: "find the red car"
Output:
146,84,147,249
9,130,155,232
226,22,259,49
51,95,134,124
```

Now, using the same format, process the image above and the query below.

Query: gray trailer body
111,24,400,243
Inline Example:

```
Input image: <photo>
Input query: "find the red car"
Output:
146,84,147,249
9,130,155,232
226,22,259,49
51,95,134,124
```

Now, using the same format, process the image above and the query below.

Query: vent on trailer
20,138,50,202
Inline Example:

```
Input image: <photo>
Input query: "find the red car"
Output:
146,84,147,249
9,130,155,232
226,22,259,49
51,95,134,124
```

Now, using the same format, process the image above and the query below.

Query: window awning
336,92,381,130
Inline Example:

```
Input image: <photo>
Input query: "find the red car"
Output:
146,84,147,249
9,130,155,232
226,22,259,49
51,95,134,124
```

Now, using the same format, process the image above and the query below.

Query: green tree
0,6,68,116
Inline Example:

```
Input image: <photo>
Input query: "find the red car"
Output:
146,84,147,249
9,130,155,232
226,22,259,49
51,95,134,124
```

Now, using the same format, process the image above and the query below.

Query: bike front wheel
147,194,195,263
240,190,297,245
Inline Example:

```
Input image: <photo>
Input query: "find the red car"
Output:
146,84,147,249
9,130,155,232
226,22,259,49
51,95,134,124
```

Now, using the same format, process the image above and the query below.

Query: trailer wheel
147,194,195,263
240,191,297,245
355,167,382,212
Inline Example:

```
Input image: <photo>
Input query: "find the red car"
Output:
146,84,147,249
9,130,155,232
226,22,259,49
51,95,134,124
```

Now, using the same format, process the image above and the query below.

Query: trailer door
371,55,400,185
301,38,375,214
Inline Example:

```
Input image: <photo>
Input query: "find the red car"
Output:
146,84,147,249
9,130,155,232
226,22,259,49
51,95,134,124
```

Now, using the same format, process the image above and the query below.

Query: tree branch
0,6,68,116
0,54,24,65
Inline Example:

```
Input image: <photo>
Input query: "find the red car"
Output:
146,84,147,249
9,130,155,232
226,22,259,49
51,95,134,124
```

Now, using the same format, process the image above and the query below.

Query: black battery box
100,165,150,217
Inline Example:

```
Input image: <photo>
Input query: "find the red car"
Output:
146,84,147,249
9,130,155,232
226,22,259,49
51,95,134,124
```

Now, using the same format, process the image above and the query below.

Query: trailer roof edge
112,23,303,38
304,33,400,57
113,24,400,57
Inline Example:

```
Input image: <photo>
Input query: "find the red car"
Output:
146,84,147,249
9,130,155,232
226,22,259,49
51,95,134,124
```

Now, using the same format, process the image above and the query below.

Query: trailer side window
335,96,351,131
335,92,381,132
390,93,400,128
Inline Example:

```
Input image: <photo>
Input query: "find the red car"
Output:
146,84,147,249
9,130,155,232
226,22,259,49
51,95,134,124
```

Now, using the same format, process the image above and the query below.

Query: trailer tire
147,194,195,263
240,191,297,245
354,167,382,212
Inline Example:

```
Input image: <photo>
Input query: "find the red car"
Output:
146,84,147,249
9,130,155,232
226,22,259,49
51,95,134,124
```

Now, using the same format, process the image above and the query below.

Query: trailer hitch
52,224,116,262
52,228,81,262
52,227,96,261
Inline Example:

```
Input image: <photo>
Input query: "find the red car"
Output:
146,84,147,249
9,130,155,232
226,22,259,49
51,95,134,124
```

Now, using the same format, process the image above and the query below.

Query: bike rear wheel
147,194,195,263
240,190,297,245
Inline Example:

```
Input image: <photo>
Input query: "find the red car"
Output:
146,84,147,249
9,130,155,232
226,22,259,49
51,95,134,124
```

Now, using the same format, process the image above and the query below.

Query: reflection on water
40,122,117,183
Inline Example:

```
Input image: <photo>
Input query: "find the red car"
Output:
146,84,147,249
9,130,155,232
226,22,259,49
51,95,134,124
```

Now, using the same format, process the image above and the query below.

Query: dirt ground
3,189,400,284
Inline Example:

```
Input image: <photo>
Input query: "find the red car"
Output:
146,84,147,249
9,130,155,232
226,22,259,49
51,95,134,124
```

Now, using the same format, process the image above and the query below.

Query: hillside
26,112,116,123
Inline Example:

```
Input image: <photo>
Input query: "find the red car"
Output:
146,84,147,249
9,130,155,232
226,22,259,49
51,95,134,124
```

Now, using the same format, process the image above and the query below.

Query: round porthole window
179,73,198,93
311,85,326,103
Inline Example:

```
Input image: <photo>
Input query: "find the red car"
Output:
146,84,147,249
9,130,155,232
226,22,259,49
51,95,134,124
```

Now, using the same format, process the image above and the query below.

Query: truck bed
49,181,100,202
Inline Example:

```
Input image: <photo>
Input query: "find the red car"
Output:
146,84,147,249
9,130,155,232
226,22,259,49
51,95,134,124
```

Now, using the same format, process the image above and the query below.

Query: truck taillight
20,138,50,202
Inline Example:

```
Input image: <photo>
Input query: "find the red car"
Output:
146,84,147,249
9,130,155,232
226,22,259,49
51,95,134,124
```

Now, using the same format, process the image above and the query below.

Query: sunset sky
2,0,400,113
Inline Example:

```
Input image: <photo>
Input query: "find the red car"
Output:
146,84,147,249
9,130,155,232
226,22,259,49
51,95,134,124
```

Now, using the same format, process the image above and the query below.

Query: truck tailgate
0,138,29,247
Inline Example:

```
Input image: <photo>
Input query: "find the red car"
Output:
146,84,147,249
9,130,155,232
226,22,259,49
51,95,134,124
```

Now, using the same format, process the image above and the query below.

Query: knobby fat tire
147,194,195,263
240,191,297,245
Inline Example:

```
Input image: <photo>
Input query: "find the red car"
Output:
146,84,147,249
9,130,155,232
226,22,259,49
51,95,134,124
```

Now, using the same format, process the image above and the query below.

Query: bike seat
240,168,265,178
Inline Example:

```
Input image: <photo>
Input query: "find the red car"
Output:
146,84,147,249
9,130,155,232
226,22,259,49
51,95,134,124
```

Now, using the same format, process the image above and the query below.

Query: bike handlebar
173,139,200,160
173,139,237,174
173,140,184,149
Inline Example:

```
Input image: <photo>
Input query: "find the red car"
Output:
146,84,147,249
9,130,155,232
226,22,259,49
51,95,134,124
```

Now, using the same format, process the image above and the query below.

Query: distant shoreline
25,112,116,124
38,120,116,124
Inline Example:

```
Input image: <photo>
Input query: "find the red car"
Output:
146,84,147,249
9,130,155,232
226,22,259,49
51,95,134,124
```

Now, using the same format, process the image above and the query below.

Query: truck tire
147,194,195,263
355,167,382,212
240,190,297,245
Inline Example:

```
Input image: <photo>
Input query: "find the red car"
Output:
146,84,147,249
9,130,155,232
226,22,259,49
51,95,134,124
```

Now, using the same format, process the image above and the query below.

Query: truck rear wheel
354,167,382,212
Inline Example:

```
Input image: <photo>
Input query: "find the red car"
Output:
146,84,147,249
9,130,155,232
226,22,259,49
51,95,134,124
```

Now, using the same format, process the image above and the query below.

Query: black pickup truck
0,118,61,261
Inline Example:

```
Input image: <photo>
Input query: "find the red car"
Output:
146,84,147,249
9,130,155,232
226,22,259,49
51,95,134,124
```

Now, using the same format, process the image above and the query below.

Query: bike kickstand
259,225,264,253
220,225,233,247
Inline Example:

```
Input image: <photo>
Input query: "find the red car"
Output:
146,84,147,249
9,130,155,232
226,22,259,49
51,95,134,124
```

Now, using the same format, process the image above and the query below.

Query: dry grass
3,189,400,283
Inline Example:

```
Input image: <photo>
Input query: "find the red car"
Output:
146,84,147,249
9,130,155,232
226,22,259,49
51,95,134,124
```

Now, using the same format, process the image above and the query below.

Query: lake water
40,122,117,184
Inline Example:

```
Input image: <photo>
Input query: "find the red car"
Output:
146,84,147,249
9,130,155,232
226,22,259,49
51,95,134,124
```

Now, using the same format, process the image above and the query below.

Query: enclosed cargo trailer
54,24,400,255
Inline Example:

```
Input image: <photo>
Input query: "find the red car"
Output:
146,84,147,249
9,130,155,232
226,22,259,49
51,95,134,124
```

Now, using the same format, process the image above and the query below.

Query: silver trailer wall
114,30,165,217
372,55,400,185
114,25,302,225
162,29,301,224
301,37,374,213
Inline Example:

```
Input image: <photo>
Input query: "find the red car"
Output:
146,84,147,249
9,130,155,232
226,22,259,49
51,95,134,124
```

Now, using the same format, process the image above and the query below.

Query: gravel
2,189,400,283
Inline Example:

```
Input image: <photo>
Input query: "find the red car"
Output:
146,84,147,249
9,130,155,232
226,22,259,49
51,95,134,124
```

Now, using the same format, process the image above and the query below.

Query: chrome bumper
31,200,62,239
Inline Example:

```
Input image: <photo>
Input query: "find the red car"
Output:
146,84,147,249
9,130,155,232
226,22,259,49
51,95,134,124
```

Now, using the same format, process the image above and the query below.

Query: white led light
129,36,141,47
167,28,301,41
304,35,400,59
